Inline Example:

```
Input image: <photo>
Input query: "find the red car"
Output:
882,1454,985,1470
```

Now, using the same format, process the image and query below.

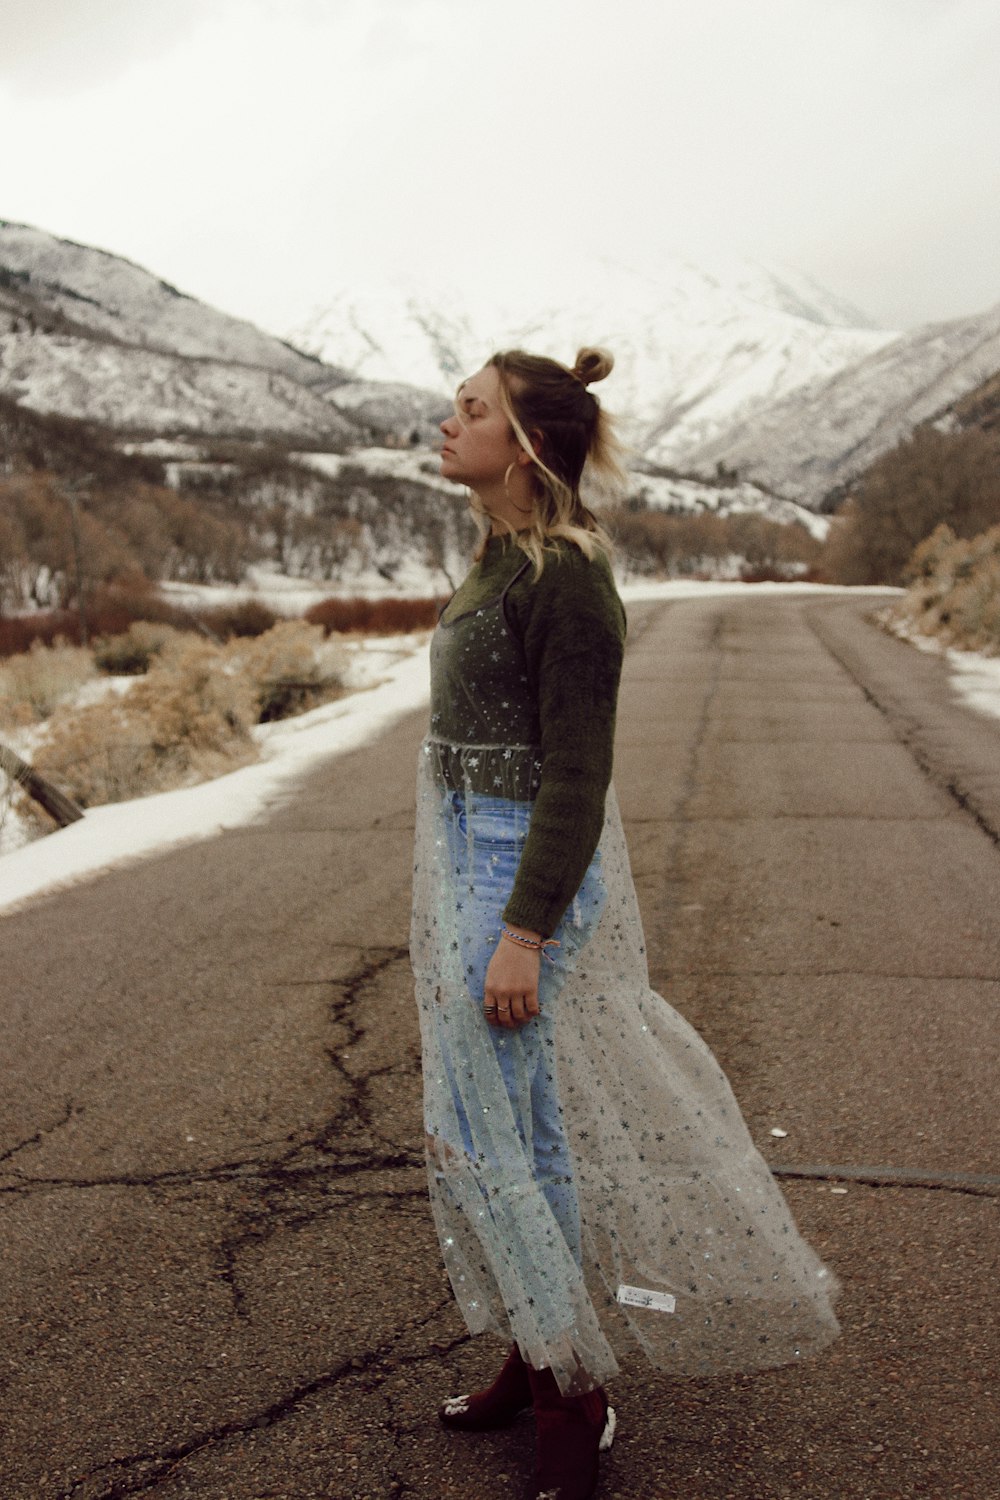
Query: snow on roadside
0,638,431,916
618,578,899,603
880,610,1000,725
946,649,1000,723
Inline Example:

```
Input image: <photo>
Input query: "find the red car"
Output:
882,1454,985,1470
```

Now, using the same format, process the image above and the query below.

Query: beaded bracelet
500,923,561,964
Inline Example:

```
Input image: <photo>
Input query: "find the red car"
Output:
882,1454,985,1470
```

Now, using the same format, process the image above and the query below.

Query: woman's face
439,365,521,490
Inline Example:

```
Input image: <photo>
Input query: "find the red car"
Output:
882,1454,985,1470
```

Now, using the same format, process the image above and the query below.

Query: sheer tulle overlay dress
410,567,840,1396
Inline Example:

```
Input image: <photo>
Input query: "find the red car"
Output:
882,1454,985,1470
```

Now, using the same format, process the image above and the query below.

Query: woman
410,348,839,1500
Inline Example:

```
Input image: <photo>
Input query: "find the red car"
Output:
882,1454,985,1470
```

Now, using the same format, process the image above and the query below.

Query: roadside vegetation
605,504,820,581
820,426,1000,586
882,523,1000,654
0,618,349,816
817,384,1000,654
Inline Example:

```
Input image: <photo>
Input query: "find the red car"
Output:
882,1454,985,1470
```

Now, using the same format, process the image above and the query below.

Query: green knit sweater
432,534,626,937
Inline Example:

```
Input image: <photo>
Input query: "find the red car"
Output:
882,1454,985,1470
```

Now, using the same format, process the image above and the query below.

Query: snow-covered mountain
287,253,894,463
688,300,1000,505
0,220,338,380
22,217,991,547
0,220,446,445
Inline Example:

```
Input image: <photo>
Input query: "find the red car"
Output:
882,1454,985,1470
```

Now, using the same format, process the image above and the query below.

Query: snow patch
948,649,1000,723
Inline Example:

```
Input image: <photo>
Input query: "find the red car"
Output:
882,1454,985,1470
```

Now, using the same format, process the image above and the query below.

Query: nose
440,413,458,438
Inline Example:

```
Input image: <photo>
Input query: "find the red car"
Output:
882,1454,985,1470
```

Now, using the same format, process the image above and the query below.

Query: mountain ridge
686,299,1000,506
286,253,895,466
0,221,454,448
0,218,340,381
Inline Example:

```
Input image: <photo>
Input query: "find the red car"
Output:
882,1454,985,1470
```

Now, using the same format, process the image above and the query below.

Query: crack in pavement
55,1303,468,1500
211,942,423,1321
215,942,422,1320
772,1162,1000,1198
658,967,1000,982
0,1099,81,1164
0,1148,424,1199
7,939,448,1497
0,947,421,1203
2,945,431,1342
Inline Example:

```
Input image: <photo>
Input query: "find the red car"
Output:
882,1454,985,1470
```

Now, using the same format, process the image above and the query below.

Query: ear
517,429,544,464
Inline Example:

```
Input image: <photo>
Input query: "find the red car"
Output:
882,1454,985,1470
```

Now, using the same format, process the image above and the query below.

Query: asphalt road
2,592,998,1500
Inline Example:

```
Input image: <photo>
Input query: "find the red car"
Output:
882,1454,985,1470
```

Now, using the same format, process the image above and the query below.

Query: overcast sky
2,0,999,336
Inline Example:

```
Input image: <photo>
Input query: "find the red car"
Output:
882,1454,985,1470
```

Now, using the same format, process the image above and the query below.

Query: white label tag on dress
617,1284,676,1313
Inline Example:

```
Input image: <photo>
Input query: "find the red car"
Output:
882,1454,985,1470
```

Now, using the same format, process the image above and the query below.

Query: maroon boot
526,1363,616,1500
439,1343,532,1430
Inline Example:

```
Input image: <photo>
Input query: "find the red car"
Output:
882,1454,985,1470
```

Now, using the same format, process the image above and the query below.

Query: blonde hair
471,346,626,575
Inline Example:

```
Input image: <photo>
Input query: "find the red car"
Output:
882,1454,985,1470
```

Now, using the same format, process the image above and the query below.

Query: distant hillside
0,221,444,448
820,363,1000,585
693,301,1000,508
948,367,1000,433
0,219,340,378
0,391,162,484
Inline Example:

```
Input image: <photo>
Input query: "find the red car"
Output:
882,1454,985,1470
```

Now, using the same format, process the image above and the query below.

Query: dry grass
226,620,345,721
886,523,1000,653
0,639,97,729
13,620,347,815
34,638,259,808
93,620,185,674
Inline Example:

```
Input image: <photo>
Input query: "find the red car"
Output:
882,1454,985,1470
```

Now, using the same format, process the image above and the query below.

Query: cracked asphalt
2,592,998,1500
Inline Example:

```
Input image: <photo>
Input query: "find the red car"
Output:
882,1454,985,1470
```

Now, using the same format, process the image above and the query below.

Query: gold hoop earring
505,460,534,515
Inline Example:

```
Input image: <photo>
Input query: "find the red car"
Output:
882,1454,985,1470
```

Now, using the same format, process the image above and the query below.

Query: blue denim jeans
440,789,606,1265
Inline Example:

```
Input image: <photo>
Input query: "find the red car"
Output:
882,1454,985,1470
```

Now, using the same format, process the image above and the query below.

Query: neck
470,467,536,535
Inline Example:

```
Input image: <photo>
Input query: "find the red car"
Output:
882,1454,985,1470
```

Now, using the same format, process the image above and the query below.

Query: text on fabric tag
616,1284,676,1313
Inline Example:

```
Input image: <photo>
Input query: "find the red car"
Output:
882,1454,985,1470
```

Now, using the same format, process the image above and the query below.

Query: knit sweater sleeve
501,544,626,938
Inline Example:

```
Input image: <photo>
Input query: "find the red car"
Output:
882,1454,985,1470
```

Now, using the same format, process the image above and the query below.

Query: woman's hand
483,924,543,1029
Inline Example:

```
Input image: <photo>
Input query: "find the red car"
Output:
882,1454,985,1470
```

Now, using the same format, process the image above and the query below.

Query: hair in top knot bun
572,347,614,387
482,345,627,577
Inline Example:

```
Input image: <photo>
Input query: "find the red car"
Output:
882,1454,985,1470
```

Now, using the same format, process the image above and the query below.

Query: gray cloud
0,0,216,97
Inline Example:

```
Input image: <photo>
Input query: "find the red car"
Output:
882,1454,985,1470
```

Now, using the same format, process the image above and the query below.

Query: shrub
23,617,349,812
821,426,1000,585
34,637,259,808
226,620,345,721
0,579,202,658
30,702,162,807
195,598,279,639
0,638,97,727
603,505,819,580
0,585,286,660
305,595,444,634
886,523,1000,653
93,620,184,675
0,610,80,657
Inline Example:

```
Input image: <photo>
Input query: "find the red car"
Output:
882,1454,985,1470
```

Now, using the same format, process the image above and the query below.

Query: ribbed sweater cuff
501,892,560,942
